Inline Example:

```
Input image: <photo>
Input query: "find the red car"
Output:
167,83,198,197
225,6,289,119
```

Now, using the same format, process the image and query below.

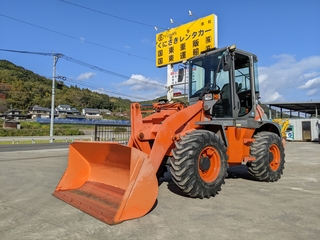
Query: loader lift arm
129,100,205,171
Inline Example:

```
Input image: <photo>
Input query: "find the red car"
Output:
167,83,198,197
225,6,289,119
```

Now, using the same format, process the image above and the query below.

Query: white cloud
92,87,112,94
141,38,155,46
300,71,319,80
118,74,166,100
84,74,166,101
298,77,320,89
80,37,85,43
119,74,163,90
262,91,285,102
307,89,319,96
76,72,96,80
259,73,268,83
258,55,320,102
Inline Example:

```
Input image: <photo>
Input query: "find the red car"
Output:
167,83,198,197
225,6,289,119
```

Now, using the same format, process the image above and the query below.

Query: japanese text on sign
156,14,218,67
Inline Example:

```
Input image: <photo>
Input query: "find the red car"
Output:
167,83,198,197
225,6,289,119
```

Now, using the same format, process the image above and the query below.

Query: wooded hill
0,60,131,114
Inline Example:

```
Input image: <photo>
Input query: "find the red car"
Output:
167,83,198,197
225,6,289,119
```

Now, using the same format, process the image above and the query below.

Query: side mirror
222,54,232,71
178,68,184,82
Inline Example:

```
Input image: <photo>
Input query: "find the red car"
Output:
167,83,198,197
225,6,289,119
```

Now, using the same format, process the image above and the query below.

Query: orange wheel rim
198,146,221,182
269,144,280,171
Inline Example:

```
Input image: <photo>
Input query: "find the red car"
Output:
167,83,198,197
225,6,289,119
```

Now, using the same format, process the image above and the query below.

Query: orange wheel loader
53,45,285,224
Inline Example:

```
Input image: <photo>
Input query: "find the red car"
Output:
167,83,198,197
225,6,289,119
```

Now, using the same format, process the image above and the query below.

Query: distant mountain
0,60,131,113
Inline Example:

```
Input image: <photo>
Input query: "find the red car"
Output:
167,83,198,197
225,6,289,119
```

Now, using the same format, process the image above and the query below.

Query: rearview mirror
222,54,232,71
178,68,184,82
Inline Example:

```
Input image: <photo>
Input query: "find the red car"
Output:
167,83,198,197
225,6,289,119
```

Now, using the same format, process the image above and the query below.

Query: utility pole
50,54,62,143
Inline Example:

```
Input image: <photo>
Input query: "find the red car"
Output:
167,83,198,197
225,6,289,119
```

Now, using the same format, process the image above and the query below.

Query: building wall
287,118,319,141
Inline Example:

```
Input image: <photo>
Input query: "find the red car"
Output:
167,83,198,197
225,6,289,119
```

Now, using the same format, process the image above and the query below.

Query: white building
285,118,319,142
266,101,320,142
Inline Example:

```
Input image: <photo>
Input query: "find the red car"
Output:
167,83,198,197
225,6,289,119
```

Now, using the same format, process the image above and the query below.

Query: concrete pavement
0,142,319,240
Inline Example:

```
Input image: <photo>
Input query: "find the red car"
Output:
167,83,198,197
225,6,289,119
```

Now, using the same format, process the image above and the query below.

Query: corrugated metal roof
264,101,320,116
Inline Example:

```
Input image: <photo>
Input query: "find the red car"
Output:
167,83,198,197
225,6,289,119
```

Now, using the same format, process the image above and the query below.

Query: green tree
0,60,134,113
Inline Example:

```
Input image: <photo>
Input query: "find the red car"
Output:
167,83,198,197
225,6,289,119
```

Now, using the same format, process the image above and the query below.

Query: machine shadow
158,165,256,197
148,199,158,214
158,167,190,198
226,165,255,180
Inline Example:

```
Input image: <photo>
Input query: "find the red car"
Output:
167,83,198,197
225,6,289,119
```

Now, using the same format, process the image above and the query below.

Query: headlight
204,93,213,101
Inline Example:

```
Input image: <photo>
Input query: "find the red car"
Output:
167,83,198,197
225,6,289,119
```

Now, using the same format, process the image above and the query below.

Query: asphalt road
0,143,70,152
0,142,319,240
0,135,92,143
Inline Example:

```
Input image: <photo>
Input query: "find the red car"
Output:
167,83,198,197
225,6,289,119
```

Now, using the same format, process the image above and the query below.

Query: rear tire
170,130,228,198
248,132,285,181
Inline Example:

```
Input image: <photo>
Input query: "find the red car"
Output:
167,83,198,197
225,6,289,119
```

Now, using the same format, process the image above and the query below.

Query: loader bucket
53,141,158,225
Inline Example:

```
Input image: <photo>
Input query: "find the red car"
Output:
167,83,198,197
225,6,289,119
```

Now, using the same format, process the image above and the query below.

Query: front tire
248,132,285,181
170,130,228,198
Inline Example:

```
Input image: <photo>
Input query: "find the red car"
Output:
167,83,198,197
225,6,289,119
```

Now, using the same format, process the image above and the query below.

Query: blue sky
0,0,319,103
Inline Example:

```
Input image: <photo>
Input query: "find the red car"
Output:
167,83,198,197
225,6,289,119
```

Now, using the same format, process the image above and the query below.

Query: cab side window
234,54,252,117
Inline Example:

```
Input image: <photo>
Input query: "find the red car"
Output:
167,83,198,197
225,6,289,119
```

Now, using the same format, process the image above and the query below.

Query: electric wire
63,77,186,101
61,76,151,100
0,48,53,56
0,48,187,93
54,70,155,100
63,55,163,86
62,76,185,101
0,48,165,88
0,13,154,62
0,48,168,100
0,73,155,101
0,4,190,101
60,0,167,31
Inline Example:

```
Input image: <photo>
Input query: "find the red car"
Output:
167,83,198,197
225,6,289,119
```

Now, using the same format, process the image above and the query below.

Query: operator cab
189,45,260,119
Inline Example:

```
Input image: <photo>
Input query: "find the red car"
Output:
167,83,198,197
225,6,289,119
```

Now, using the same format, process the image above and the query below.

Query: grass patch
0,120,88,137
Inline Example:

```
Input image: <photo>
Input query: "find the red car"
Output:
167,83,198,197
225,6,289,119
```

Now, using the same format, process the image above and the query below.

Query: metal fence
35,118,132,144
94,123,131,144
36,118,130,125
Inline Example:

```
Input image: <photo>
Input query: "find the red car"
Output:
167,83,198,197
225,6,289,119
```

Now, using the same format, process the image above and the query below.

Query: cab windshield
189,51,230,98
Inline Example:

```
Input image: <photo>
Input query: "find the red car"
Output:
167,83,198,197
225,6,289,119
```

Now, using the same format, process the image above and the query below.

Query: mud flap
53,141,158,224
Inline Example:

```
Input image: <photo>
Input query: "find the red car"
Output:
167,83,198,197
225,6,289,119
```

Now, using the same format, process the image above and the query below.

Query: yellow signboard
156,14,218,67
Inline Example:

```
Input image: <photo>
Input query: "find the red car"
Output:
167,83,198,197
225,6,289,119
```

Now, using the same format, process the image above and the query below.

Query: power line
54,72,159,101
54,72,153,100
0,13,154,62
60,0,167,31
0,48,166,94
61,77,151,100
0,48,54,56
0,48,164,86
0,73,151,100
61,55,164,87
0,48,184,99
